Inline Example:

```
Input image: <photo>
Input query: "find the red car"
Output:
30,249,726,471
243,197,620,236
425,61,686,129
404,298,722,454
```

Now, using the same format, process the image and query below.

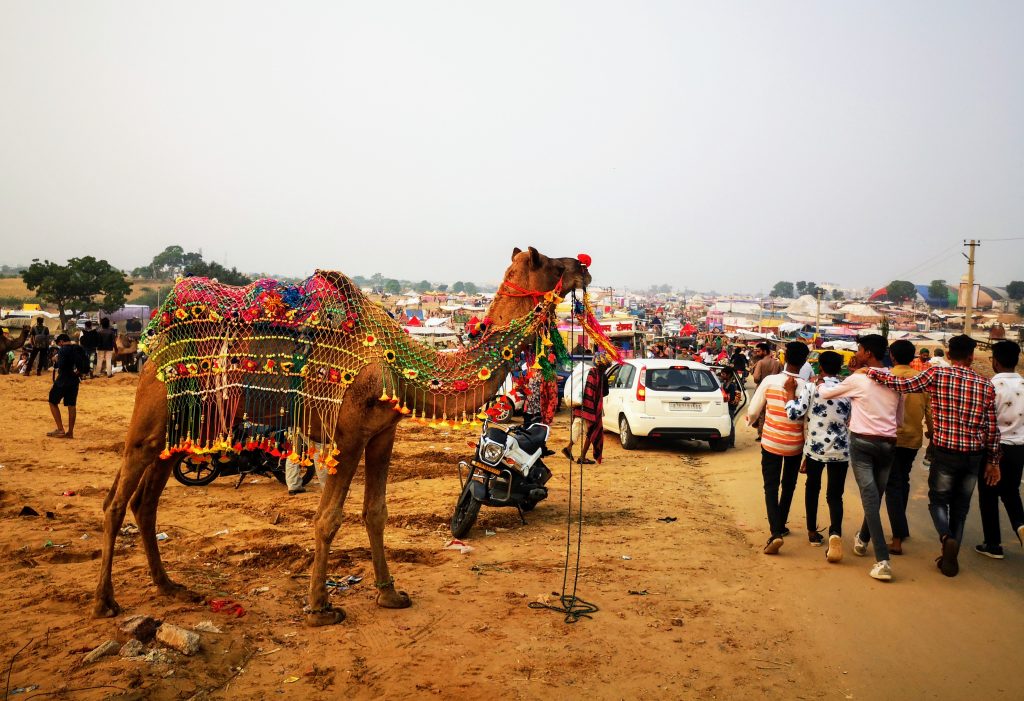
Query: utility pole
963,239,979,338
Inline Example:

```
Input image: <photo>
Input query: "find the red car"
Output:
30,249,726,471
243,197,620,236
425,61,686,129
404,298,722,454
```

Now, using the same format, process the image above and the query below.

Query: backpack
32,324,49,342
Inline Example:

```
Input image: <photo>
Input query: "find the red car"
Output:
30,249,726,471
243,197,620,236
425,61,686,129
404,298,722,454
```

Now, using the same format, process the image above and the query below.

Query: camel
113,333,140,372
0,326,30,374
94,246,591,626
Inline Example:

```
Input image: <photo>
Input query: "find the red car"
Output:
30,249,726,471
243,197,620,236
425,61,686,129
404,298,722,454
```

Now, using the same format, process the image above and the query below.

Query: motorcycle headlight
481,442,505,465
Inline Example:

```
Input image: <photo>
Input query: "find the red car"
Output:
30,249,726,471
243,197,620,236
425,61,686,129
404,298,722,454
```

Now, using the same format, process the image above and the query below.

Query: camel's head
506,247,592,296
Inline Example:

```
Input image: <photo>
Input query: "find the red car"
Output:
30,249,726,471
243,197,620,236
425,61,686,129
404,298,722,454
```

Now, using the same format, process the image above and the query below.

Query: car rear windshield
645,367,718,392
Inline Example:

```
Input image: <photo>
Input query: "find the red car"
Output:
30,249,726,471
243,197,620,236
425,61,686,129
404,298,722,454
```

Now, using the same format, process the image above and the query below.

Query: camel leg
130,458,200,602
305,438,364,627
94,365,166,618
363,425,411,609
93,441,162,617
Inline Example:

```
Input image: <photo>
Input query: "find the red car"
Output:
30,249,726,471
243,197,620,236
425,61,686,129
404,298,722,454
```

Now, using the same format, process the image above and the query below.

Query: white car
602,359,734,452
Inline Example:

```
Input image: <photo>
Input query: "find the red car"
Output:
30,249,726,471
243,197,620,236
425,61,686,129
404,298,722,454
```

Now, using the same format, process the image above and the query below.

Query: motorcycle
172,423,317,489
451,419,553,537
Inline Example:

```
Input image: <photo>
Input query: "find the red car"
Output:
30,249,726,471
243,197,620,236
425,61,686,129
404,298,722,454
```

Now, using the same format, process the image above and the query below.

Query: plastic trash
210,529,229,537
444,539,474,554
209,599,246,617
155,532,169,541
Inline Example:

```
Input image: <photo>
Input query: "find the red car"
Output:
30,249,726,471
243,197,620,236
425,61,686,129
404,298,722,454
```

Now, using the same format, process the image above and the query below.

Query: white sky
1,1,1021,293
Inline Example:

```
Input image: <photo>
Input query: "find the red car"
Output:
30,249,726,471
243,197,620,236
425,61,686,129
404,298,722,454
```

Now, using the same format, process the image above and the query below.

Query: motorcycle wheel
172,455,220,486
272,462,317,486
450,485,481,538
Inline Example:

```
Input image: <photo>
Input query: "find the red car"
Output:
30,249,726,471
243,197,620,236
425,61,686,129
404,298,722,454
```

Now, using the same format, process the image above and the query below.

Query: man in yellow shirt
884,340,933,555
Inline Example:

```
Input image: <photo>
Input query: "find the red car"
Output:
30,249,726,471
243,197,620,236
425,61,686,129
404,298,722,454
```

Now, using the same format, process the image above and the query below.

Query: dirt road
1,370,1022,699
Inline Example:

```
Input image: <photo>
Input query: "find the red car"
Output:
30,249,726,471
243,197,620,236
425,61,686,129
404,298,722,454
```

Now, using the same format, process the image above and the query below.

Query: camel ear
512,247,522,261
528,246,542,268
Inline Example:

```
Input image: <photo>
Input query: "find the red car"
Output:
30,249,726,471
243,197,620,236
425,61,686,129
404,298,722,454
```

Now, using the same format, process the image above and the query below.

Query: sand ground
1,368,1022,700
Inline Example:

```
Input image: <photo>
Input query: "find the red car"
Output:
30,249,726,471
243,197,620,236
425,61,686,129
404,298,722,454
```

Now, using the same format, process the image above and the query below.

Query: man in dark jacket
79,320,100,379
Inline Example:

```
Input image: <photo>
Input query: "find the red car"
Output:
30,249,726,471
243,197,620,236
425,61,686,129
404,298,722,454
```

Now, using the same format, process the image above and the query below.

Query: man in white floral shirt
784,351,852,562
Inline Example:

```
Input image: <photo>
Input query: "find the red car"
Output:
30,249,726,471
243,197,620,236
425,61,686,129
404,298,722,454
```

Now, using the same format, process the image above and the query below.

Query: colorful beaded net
142,271,579,472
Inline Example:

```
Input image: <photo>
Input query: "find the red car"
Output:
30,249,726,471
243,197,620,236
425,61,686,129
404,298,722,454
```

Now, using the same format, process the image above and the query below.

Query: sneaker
763,536,784,555
869,560,893,581
826,535,843,563
808,531,824,547
853,533,868,557
974,543,1004,559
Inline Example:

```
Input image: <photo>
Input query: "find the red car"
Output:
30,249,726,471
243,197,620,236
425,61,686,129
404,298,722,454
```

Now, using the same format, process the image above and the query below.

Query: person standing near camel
563,354,611,464
47,334,89,439
95,317,116,378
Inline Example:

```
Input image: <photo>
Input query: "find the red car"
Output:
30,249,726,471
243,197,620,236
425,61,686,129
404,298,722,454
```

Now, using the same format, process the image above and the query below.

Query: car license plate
668,402,701,410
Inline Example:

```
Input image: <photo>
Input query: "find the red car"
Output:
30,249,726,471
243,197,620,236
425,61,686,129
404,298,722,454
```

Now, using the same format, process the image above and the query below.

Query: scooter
172,424,317,489
451,419,552,537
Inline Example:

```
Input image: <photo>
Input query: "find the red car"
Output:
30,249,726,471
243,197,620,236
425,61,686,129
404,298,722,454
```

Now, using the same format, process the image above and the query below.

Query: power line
979,236,1024,242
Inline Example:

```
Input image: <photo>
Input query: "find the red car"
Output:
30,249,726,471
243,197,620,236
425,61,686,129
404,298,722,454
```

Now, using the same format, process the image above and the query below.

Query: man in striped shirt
747,341,809,554
866,334,1000,577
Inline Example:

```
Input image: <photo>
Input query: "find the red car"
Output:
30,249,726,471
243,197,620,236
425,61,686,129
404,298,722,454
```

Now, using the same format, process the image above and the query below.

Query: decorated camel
0,326,30,374
94,247,593,626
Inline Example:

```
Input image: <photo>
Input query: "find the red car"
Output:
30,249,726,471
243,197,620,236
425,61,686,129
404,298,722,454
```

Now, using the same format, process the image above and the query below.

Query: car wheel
708,437,729,452
619,415,638,450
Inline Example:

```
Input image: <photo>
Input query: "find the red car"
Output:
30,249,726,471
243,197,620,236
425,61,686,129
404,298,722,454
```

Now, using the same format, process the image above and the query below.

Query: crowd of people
745,334,1023,582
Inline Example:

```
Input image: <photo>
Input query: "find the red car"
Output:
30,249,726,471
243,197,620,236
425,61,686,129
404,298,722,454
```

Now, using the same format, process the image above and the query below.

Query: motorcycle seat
512,423,550,455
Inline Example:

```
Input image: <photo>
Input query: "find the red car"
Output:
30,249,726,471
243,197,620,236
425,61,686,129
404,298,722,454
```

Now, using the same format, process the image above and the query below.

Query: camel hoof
158,581,202,603
377,588,412,609
305,606,346,627
92,599,121,619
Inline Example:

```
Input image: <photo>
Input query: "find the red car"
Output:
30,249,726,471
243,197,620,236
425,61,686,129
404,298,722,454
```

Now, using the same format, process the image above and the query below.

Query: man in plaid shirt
866,334,1000,578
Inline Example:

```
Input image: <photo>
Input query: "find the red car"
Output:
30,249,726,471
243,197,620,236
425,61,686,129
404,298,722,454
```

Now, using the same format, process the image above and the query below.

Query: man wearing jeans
974,340,1024,559
818,335,902,582
746,341,809,555
867,334,1001,577
884,340,933,556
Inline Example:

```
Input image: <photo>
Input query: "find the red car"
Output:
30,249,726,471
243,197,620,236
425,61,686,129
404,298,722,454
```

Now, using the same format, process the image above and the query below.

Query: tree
880,315,890,340
928,279,948,303
21,256,131,324
1006,281,1024,300
452,281,465,294
436,283,448,292
803,282,820,297
384,279,401,295
832,289,845,301
414,280,432,293
770,281,794,298
463,281,478,295
795,281,807,296
1018,302,1024,317
885,280,917,303
183,260,252,286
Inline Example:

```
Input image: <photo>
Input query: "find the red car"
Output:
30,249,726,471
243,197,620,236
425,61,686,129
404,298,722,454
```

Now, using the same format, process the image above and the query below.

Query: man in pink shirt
817,334,903,582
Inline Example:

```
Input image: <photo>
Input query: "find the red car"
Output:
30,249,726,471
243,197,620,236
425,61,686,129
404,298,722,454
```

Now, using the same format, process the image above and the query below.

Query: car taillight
637,365,646,401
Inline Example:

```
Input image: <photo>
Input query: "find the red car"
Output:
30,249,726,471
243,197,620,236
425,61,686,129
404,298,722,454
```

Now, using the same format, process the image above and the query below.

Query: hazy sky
1,1,1022,293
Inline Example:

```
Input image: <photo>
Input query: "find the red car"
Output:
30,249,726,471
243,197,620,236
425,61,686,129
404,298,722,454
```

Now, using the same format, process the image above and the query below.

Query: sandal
579,458,596,465
46,430,65,437
560,447,575,461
